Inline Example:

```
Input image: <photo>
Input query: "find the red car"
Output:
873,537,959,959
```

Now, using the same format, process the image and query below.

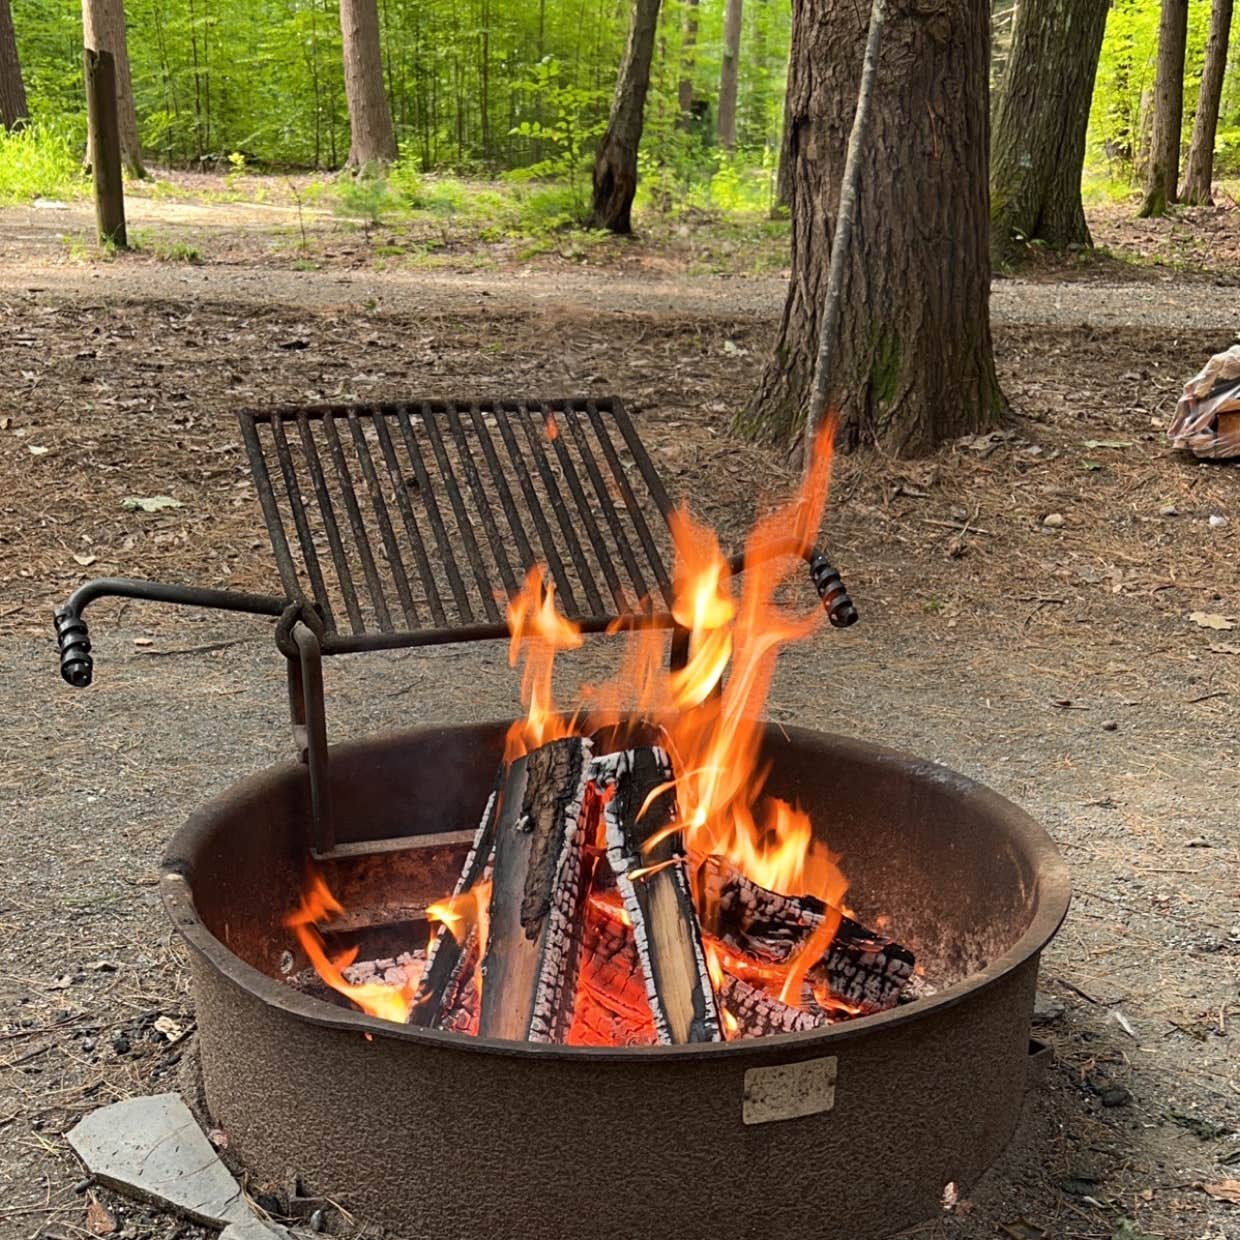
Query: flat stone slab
67,1093,252,1228
221,1222,290,1240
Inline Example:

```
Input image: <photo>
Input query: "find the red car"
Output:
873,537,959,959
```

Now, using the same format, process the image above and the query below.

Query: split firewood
699,856,915,1012
477,737,594,1042
407,771,503,1029
717,973,824,1038
596,747,722,1045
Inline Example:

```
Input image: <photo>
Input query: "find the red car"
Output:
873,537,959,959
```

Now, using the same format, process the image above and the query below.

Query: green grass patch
0,123,84,205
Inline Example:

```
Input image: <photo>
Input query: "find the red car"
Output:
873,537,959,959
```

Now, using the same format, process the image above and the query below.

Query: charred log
477,737,594,1042
596,748,722,1045
408,773,503,1028
717,973,824,1038
699,856,914,1012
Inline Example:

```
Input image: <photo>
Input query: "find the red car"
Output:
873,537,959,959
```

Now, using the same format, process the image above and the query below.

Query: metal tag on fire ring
742,1056,838,1126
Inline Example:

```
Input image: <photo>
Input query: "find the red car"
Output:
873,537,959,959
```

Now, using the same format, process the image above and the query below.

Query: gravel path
2,201,1238,333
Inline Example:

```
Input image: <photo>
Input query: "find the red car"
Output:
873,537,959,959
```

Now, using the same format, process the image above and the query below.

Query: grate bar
513,404,606,615
562,407,650,607
584,401,674,608
345,410,418,629
445,402,520,597
296,411,365,634
465,403,537,577
418,402,502,623
538,402,629,613
269,416,334,629
394,405,476,623
492,407,582,616
370,414,444,627
237,414,303,607
322,411,393,632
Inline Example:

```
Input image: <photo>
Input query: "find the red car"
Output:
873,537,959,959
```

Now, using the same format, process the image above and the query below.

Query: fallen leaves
121,495,184,513
1189,612,1237,631
1200,1180,1240,1205
85,1194,117,1236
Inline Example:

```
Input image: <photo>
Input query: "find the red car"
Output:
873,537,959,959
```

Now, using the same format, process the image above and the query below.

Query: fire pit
163,719,1067,1240
57,395,1069,1239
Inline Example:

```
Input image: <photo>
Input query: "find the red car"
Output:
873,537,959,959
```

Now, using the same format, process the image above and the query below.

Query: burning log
567,897,657,1046
407,774,502,1029
717,973,824,1038
596,748,722,1045
700,857,915,1012
477,737,594,1042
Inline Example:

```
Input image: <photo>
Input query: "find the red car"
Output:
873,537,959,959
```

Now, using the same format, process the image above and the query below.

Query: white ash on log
699,856,915,1012
408,774,503,1028
477,737,595,1042
596,747,722,1045
717,973,825,1037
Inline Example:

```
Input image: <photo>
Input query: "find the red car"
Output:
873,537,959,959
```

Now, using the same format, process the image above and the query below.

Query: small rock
1102,720,1119,732
1186,837,1212,848
74,1178,94,1195
1160,504,1179,517
1209,514,1229,528
81,1038,95,1053
309,1209,326,1233
1042,513,1065,529
110,1031,130,1055
1101,1085,1133,1108
1032,991,1066,1025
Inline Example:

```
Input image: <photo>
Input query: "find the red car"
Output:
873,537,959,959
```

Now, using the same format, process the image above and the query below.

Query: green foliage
0,122,83,204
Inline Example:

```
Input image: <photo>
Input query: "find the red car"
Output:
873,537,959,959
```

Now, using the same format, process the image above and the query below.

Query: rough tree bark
989,0,1109,264
717,0,743,149
737,0,1004,456
1180,0,1233,205
677,0,699,130
82,0,144,177
1138,0,1189,218
0,0,28,130
589,0,662,233
340,0,397,167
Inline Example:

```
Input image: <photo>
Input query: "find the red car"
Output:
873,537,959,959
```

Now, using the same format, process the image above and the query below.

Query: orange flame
504,566,583,761
284,873,420,1023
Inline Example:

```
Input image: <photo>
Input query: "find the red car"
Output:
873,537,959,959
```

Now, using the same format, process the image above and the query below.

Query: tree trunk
589,0,662,233
990,0,1109,264
771,69,793,215
738,0,1004,456
0,0,28,130
1180,0,1233,205
717,0,743,148
677,0,699,130
340,0,397,167
82,0,144,177
1138,0,1188,218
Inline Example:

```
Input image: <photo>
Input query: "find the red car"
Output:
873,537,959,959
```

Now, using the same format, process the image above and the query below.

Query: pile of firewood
406,734,916,1045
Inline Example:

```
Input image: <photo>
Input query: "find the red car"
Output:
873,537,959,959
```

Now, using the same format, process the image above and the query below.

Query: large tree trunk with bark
589,0,661,233
1138,0,1188,218
340,0,397,167
677,0,699,130
738,0,1004,456
82,0,143,177
990,0,1109,265
0,0,27,131
1180,0,1233,205
717,0,743,149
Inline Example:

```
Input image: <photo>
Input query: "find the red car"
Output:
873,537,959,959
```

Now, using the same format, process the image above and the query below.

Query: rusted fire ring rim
161,721,1071,1062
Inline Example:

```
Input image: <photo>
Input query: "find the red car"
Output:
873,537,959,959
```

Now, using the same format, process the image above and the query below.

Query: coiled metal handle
54,609,94,687
809,551,858,628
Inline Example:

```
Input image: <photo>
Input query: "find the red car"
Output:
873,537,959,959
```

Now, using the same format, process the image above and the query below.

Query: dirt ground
1,185,1238,1240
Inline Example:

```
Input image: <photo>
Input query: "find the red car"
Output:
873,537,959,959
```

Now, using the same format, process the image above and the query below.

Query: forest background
3,0,1239,229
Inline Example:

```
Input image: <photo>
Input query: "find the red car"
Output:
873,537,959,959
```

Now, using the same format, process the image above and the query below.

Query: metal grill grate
238,397,677,652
